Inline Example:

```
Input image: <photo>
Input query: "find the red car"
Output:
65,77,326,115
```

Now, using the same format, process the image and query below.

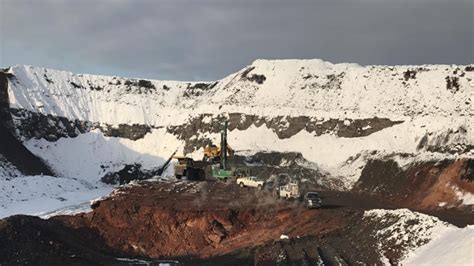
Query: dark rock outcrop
0,70,54,176
168,113,403,154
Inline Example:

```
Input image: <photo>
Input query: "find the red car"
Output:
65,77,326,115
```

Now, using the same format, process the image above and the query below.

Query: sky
0,0,473,81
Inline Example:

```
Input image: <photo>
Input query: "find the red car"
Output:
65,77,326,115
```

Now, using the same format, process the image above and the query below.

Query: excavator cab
203,143,234,162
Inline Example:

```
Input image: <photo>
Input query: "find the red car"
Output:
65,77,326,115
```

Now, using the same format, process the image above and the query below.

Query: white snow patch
365,208,473,264
24,128,182,181
453,186,474,206
403,225,474,265
0,174,112,219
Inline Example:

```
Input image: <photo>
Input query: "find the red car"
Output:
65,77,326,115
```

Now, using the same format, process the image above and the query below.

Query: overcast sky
0,0,472,80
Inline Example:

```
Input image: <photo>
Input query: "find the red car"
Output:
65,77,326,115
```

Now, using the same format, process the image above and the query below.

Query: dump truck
174,156,207,180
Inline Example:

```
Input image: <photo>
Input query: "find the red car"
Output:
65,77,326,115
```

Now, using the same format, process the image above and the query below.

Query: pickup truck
236,176,265,189
304,192,322,208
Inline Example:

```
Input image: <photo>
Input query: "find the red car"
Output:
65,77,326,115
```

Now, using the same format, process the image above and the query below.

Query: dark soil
0,215,123,265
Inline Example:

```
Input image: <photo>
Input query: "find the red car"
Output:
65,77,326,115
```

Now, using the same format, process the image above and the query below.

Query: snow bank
8,61,473,126
24,128,181,181
403,225,474,265
364,209,473,265
0,173,112,219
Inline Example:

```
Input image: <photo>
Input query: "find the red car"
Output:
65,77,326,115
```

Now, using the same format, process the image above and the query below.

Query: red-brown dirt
59,181,353,259
1,158,472,265
354,158,474,210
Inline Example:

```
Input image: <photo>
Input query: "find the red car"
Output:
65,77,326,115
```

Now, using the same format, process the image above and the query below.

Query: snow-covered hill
0,59,473,216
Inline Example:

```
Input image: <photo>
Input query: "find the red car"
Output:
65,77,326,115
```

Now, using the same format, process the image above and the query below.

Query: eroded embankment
354,158,474,210
1,177,472,265
58,181,350,260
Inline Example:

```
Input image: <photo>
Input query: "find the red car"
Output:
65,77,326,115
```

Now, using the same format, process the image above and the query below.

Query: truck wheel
240,182,244,188
257,184,263,190
198,169,205,181
176,175,182,180
286,194,290,200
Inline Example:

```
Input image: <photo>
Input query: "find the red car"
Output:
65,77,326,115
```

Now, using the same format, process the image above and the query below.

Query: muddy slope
1,180,472,265
57,182,359,261
353,158,474,209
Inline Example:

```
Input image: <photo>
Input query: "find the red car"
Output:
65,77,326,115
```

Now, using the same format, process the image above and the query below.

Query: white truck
236,176,265,189
276,180,301,199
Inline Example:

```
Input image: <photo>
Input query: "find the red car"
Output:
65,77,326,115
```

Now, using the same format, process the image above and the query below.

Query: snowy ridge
5,61,474,182
1,59,473,217
7,60,473,125
6,61,473,172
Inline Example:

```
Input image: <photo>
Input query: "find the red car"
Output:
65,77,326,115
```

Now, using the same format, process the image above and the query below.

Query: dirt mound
57,181,353,261
2,179,472,265
353,158,474,210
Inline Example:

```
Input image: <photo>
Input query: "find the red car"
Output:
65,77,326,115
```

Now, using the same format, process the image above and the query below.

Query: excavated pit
1,174,473,265
353,158,474,210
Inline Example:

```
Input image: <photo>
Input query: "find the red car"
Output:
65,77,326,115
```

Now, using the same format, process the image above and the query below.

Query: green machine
211,120,234,181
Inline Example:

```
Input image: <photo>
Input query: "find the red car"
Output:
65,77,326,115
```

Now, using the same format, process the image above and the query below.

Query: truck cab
173,156,206,180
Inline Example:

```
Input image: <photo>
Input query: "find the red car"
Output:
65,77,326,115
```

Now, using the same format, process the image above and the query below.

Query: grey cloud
1,0,472,80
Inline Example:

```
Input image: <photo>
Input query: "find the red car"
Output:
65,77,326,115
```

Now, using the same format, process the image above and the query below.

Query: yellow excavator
203,142,234,162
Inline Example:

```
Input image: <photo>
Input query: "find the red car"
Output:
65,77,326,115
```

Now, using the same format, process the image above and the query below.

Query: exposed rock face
0,69,13,129
168,113,403,154
10,109,153,141
0,70,54,176
1,61,472,189
353,158,474,210
416,126,473,154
